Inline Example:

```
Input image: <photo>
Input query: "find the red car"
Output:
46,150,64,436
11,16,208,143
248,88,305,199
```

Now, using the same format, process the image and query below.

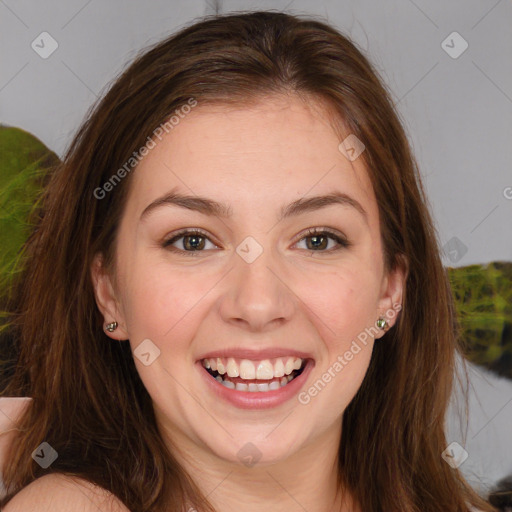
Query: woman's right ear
90,253,129,340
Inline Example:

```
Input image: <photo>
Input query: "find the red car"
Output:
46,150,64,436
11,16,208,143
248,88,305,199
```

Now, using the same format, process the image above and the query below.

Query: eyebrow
139,187,368,224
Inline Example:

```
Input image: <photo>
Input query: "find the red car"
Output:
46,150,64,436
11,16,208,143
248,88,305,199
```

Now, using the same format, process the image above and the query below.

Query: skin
91,95,405,512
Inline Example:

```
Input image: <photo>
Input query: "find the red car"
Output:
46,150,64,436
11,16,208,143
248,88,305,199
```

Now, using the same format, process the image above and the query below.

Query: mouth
200,356,309,393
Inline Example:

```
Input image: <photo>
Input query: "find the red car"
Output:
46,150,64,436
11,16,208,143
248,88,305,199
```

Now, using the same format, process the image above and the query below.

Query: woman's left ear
376,254,408,335
90,253,129,340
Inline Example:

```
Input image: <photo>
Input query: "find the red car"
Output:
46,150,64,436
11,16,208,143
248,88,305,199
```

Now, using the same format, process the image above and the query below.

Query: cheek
297,269,377,415
119,262,207,402
119,254,204,343
296,264,380,344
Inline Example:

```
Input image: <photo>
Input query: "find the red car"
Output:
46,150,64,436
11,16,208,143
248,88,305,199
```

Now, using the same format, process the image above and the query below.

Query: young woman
0,10,496,512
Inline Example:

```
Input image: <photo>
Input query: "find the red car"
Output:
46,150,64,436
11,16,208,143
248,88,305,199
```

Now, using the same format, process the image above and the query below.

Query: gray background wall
1,0,511,266
1,0,511,497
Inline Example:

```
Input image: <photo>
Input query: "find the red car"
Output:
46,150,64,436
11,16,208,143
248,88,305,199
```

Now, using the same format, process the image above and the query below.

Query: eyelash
161,227,351,256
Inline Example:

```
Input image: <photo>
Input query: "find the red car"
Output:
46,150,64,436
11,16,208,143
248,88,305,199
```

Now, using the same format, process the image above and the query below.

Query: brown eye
295,228,350,252
162,229,217,254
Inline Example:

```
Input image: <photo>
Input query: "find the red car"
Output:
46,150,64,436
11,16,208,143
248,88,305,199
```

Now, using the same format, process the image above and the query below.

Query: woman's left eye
294,228,350,252
161,228,350,255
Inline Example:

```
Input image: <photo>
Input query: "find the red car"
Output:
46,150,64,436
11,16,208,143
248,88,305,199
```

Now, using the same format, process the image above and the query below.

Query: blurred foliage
0,125,510,380
448,262,512,379
0,125,59,302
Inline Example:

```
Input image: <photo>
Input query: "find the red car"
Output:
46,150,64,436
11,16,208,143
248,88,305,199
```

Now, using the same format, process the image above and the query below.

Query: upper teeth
202,356,303,380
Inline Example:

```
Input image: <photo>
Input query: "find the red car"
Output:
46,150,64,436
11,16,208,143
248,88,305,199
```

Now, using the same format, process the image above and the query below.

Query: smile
202,356,307,392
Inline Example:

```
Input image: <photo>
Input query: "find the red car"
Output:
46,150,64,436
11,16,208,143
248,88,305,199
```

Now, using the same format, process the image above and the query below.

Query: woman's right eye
162,229,218,255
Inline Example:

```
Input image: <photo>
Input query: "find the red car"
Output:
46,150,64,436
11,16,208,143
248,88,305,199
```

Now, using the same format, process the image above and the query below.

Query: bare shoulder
3,473,131,512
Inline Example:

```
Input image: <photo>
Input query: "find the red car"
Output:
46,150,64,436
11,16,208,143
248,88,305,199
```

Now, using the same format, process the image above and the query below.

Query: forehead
124,95,378,223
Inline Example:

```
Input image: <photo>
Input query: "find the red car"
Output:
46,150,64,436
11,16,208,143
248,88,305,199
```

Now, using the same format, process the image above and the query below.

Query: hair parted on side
0,10,496,512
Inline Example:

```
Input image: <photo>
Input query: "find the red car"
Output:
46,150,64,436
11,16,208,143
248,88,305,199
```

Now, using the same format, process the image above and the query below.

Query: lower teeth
213,373,296,392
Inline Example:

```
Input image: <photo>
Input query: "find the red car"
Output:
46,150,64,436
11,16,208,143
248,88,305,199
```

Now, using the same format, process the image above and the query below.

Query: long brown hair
0,10,496,512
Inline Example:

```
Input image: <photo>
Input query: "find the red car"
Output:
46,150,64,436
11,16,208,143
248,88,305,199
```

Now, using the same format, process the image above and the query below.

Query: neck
158,416,358,512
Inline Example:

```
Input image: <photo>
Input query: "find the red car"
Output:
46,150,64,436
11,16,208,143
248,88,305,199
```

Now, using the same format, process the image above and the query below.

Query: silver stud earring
376,317,388,331
105,321,118,332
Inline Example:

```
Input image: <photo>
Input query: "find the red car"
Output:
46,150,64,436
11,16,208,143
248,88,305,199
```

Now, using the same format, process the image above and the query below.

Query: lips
197,355,314,408
196,348,314,401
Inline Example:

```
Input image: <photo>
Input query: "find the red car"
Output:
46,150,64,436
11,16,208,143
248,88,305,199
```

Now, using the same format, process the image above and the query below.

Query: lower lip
197,359,314,410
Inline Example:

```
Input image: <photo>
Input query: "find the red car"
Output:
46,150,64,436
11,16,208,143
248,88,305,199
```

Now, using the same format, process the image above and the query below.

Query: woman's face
92,95,404,467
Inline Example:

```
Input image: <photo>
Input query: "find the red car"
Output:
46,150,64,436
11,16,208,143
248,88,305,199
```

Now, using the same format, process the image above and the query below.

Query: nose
218,243,296,333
